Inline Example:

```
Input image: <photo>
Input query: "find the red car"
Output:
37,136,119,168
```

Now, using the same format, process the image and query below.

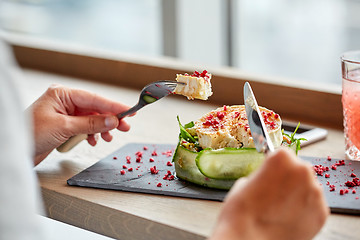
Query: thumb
224,177,248,201
67,114,119,135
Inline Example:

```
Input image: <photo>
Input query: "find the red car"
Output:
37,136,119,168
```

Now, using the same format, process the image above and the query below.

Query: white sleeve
0,40,45,239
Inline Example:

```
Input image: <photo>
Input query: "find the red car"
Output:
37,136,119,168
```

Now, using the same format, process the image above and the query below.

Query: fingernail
105,116,117,128
94,133,99,142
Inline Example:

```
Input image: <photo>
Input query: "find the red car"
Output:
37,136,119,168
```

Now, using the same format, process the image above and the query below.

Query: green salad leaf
177,116,196,143
177,115,306,155
282,122,307,154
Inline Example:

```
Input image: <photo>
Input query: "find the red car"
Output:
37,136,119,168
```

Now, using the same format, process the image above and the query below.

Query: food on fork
172,105,305,189
174,70,213,100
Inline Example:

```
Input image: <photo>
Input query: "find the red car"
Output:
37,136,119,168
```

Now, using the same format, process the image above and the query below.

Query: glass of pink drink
342,51,360,160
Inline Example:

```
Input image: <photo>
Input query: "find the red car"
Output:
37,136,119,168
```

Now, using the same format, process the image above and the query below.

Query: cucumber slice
173,145,235,190
196,148,265,180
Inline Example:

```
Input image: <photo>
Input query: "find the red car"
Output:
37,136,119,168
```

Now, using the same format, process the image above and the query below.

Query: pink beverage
342,76,360,160
342,51,360,160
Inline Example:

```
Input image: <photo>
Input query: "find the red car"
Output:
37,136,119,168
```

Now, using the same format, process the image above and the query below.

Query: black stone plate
67,143,360,215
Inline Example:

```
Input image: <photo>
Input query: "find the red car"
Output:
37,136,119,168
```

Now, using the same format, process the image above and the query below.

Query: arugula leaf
184,121,195,129
177,116,196,143
282,122,307,154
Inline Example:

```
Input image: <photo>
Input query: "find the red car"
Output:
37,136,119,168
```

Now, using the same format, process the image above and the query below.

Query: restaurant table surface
18,69,360,239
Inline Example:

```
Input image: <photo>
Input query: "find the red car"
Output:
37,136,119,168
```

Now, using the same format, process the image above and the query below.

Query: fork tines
162,81,181,90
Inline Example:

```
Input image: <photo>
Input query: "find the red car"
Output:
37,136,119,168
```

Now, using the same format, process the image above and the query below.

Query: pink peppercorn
167,161,173,166
163,171,175,181
217,111,225,119
336,160,345,166
157,183,162,187
135,151,143,157
150,166,159,174
120,170,126,175
162,150,173,157
233,112,240,118
351,173,357,178
200,70,208,77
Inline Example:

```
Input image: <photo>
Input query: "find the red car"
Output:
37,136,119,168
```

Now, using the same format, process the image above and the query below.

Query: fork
57,80,185,152
117,80,184,119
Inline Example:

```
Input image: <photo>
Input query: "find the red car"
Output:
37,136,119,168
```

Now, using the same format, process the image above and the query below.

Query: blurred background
1,0,359,87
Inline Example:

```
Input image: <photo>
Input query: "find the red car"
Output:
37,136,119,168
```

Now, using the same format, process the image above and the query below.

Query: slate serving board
67,143,360,215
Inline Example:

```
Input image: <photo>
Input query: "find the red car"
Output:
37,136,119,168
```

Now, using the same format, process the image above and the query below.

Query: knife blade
243,82,274,153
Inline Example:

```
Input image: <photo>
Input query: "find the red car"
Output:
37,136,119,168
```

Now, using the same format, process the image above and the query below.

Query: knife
243,82,274,153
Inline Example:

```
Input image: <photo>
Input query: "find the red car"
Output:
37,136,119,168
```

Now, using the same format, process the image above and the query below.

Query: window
0,0,162,56
1,0,358,87
234,0,349,85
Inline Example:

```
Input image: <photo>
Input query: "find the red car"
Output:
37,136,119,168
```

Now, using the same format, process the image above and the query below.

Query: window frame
4,33,342,129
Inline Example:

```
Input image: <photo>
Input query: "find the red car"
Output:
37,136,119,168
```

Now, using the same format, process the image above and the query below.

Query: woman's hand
28,85,131,165
210,148,329,240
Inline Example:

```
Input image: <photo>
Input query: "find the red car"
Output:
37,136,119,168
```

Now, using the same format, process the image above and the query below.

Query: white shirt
0,39,45,239
0,39,114,240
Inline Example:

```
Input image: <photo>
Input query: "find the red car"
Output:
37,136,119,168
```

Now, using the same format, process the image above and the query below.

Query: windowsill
1,31,343,129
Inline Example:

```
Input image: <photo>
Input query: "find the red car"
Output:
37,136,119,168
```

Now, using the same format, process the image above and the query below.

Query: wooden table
21,69,360,239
